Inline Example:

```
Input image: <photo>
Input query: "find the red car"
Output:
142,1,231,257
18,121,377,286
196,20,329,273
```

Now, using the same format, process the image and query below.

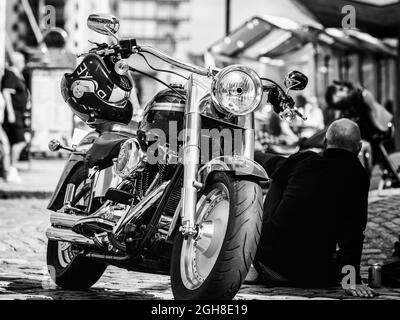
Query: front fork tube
180,75,203,237
180,76,256,237
243,114,255,160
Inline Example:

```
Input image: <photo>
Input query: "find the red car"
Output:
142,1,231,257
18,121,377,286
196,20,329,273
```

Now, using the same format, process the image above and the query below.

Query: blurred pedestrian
294,95,324,138
1,52,30,183
0,91,11,180
325,81,393,142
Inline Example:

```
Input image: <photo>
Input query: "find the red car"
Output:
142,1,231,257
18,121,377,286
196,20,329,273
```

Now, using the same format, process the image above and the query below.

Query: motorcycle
46,14,308,300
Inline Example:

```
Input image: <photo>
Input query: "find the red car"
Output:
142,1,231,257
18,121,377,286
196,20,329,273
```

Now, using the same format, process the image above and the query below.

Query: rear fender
47,130,99,211
47,153,87,211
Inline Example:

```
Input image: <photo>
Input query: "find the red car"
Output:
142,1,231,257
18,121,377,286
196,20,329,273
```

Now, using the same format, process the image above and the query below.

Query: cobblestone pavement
1,196,400,300
0,159,65,199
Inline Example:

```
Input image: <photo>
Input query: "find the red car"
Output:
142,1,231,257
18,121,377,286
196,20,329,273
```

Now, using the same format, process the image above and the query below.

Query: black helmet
61,54,133,126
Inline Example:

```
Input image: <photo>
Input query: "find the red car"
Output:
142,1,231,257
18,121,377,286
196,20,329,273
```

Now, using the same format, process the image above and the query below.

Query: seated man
254,119,376,298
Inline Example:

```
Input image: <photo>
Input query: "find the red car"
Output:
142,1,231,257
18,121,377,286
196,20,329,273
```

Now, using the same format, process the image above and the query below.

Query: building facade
116,0,190,55
64,0,114,54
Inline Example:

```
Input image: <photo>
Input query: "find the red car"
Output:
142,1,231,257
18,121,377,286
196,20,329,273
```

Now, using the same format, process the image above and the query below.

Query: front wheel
171,172,263,300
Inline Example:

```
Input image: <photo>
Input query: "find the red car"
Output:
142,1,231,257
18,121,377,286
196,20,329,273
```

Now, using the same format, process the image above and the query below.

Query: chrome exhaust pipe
113,181,169,235
50,212,82,229
46,227,95,246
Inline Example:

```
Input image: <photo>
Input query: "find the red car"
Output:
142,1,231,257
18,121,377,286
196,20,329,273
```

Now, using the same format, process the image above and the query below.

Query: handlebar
81,39,306,121
82,40,217,77
138,45,215,77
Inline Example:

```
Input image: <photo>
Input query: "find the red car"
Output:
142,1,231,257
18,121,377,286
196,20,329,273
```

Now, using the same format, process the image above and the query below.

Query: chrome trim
114,138,146,179
50,212,82,229
180,183,230,289
167,198,182,242
148,103,185,112
113,181,170,235
181,75,202,237
46,227,95,246
73,217,115,232
144,173,160,196
93,166,122,198
64,184,76,207
210,65,263,116
243,114,255,160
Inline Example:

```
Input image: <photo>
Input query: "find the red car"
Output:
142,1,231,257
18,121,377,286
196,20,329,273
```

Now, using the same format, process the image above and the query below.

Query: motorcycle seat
86,132,130,169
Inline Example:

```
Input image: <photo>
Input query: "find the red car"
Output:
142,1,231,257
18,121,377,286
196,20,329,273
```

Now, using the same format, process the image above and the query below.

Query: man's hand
345,284,378,298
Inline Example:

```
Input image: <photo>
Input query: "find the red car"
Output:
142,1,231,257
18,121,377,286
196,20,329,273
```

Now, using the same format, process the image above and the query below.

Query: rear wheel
171,172,263,300
47,165,107,290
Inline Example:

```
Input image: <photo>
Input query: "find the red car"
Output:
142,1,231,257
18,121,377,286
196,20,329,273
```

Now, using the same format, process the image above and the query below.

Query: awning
208,15,397,63
294,0,400,38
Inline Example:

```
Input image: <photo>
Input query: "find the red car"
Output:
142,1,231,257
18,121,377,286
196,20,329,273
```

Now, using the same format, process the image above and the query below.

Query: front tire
171,172,263,300
47,165,107,290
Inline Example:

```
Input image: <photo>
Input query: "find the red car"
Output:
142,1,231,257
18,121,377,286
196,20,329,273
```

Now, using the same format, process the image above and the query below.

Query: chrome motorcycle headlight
211,65,263,116
114,138,145,179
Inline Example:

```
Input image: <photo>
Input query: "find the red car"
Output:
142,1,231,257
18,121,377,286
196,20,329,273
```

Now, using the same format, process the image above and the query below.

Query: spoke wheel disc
180,183,230,290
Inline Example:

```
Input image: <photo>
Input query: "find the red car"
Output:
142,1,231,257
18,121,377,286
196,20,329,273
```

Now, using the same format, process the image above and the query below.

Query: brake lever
294,109,307,121
279,96,308,121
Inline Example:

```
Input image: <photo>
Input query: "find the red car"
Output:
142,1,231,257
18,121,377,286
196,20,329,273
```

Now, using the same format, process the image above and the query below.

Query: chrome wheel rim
57,241,75,268
180,183,230,290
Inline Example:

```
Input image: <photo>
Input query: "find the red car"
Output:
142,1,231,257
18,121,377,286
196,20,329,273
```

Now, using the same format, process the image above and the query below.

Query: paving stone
363,249,382,255
1,195,400,300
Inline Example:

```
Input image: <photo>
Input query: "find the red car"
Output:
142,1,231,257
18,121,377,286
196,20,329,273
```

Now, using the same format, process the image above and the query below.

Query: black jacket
255,149,370,287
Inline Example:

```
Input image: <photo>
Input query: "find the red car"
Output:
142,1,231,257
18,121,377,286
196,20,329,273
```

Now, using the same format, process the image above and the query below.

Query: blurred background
1,1,400,300
0,0,399,188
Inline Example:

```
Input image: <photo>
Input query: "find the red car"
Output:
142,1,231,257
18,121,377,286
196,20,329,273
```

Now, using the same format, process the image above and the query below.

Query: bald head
325,119,362,155
11,52,25,73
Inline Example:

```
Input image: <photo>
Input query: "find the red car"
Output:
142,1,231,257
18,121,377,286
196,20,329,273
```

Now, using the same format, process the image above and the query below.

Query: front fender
198,156,269,187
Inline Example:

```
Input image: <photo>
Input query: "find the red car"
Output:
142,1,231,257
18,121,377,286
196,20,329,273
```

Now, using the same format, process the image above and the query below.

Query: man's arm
1,70,18,124
336,175,377,298
2,90,16,124
336,175,369,282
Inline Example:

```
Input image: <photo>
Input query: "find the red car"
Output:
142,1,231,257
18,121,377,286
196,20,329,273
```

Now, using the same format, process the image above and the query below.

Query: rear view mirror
87,14,120,36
